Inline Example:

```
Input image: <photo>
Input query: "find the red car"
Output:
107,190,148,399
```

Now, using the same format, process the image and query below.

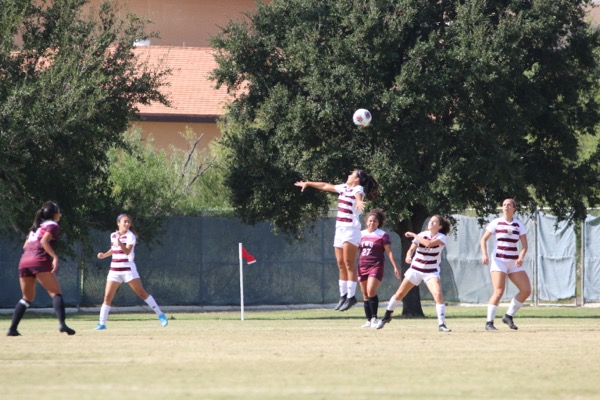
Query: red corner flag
241,246,256,264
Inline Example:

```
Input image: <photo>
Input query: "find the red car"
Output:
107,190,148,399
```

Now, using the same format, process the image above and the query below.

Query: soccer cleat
334,295,347,311
6,329,21,337
361,320,372,328
94,324,107,331
59,325,76,335
370,317,378,328
502,314,518,330
485,321,498,331
338,296,358,311
376,314,393,330
438,324,452,332
159,313,169,327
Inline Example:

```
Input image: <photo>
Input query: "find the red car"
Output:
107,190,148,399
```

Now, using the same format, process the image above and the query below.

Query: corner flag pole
238,243,245,321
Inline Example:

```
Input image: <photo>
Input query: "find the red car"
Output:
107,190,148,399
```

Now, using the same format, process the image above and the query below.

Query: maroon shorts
358,264,384,282
19,265,52,277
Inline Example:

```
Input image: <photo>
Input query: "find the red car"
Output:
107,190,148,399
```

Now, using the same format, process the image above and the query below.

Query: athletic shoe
485,321,498,331
502,314,518,330
370,317,378,328
6,329,21,336
438,324,452,332
159,313,169,327
59,325,76,335
338,296,357,311
334,295,347,310
361,320,372,328
94,324,107,331
376,314,392,330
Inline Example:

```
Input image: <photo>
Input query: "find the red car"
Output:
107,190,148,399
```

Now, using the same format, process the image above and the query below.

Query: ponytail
29,201,60,232
357,170,379,201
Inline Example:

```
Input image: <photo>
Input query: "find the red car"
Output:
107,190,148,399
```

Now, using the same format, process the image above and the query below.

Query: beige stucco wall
133,121,222,151
89,0,261,47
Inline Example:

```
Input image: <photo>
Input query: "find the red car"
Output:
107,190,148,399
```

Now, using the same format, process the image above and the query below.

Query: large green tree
211,0,600,315
0,0,169,243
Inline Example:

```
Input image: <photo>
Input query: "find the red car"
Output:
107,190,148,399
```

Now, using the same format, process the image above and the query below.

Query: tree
0,0,169,244
106,127,222,240
211,0,600,315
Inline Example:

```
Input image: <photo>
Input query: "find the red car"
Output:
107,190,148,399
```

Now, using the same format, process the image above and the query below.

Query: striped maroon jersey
334,184,364,228
411,231,447,271
110,230,137,269
486,217,526,260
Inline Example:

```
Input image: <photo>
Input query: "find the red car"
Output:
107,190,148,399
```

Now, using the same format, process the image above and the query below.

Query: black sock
384,309,393,319
53,294,66,326
363,301,372,320
9,299,30,331
368,295,379,319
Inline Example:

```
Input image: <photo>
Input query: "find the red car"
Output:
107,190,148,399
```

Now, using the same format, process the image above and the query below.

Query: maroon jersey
18,221,60,270
359,228,391,268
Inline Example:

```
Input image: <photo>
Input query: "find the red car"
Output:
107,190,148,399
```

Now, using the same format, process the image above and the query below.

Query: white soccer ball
353,108,372,127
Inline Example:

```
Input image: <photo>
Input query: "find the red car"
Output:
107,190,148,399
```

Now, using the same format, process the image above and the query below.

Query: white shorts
404,267,440,286
107,266,140,283
333,226,361,248
490,256,524,275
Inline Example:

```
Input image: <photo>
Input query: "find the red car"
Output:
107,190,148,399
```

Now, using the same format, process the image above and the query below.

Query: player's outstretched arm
295,181,337,193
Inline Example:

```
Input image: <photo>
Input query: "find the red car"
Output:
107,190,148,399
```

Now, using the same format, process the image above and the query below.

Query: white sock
436,303,446,325
144,295,163,315
387,297,400,312
347,281,357,298
99,304,111,325
339,280,347,297
506,297,523,316
487,304,498,322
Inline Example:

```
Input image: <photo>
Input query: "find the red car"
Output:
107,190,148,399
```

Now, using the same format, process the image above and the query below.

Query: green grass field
1,306,599,400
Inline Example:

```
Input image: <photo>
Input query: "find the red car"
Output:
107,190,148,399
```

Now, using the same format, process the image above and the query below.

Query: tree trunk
394,204,429,318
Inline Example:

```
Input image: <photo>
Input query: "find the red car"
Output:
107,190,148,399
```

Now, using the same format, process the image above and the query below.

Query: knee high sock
144,294,163,315
338,280,347,297
363,301,372,320
9,299,30,330
368,295,379,319
436,303,446,325
347,281,357,298
386,297,401,312
487,304,498,322
53,294,67,326
506,297,524,317
99,304,111,325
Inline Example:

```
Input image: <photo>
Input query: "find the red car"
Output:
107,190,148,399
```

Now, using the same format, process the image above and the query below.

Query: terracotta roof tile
133,46,232,117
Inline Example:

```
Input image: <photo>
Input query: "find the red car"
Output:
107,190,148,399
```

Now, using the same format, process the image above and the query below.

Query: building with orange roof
85,0,263,149
132,46,231,150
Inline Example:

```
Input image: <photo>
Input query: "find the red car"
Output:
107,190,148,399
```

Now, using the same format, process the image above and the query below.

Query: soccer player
376,215,452,332
94,213,168,330
358,209,401,328
6,201,76,336
295,169,379,311
480,198,530,331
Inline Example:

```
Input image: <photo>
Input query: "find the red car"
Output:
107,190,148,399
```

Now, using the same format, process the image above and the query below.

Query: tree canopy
212,0,600,234
0,0,169,242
